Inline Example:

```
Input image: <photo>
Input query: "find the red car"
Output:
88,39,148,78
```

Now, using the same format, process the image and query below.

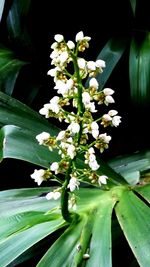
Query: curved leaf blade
115,190,150,267
0,125,59,167
85,37,127,90
0,0,5,21
135,184,150,203
0,91,59,135
130,0,136,16
86,196,115,267
0,219,64,267
129,33,150,106
0,47,27,95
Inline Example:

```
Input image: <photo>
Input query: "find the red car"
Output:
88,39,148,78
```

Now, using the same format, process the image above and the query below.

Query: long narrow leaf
0,125,59,166
0,91,59,135
129,33,150,106
115,190,150,267
0,47,26,95
130,0,136,16
0,219,64,267
85,37,127,90
0,0,5,21
85,197,115,267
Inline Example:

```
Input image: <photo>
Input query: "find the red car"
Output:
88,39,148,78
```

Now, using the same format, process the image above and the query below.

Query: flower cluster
31,31,121,211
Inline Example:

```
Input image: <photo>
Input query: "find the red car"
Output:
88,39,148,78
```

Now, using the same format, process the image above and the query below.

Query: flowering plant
31,31,121,222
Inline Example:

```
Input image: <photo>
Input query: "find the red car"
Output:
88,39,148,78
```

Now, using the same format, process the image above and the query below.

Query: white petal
89,78,99,89
67,40,75,49
54,34,64,42
103,88,114,95
75,31,84,42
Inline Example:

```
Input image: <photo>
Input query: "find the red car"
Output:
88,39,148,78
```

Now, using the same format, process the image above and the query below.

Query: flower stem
61,160,73,223
60,53,84,223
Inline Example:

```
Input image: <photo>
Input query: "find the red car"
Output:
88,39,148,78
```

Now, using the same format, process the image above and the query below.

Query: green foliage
0,0,150,266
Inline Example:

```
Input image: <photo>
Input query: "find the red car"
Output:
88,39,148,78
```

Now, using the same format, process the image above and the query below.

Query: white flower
89,160,100,171
96,59,106,68
77,58,86,69
108,110,118,116
67,40,75,49
105,95,115,105
56,130,66,141
103,88,114,95
91,121,99,139
39,103,51,118
112,116,121,127
82,92,91,105
67,144,76,159
67,177,80,192
86,102,97,113
88,147,95,154
102,114,112,121
30,169,45,185
68,122,80,134
75,31,91,42
36,132,50,145
46,191,61,200
87,61,96,71
89,78,99,90
98,175,108,185
54,34,64,43
49,96,60,114
50,50,59,59
58,51,69,64
76,31,84,42
50,162,59,174
99,133,111,143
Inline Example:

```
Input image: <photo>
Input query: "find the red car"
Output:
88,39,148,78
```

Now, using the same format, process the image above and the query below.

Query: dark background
0,0,150,189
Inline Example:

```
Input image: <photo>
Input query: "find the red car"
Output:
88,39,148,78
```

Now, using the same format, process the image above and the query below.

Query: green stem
61,160,73,223
60,52,85,223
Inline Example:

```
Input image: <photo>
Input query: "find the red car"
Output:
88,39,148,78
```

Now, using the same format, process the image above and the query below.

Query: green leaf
85,197,115,267
37,220,85,267
0,219,64,267
115,190,150,267
108,150,150,184
129,33,150,106
0,125,59,167
0,91,59,134
0,47,27,95
130,0,136,16
85,37,127,90
135,184,150,204
0,0,5,21
7,0,31,42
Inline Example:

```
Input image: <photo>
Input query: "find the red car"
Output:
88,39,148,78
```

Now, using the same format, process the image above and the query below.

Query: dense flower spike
31,31,121,219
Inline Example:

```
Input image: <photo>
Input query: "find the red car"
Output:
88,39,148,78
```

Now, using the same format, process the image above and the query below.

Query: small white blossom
89,78,99,90
77,58,86,69
103,88,114,95
98,175,108,185
86,102,97,113
108,110,118,116
49,96,60,114
82,92,91,105
68,122,80,134
67,177,80,192
112,116,121,127
67,40,75,49
75,31,91,42
99,133,111,143
54,34,64,43
58,51,69,64
30,169,45,185
50,162,59,174
67,144,76,159
105,95,115,105
56,130,66,141
91,121,99,139
96,59,106,68
36,132,50,145
39,103,51,118
46,191,61,200
87,61,96,71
